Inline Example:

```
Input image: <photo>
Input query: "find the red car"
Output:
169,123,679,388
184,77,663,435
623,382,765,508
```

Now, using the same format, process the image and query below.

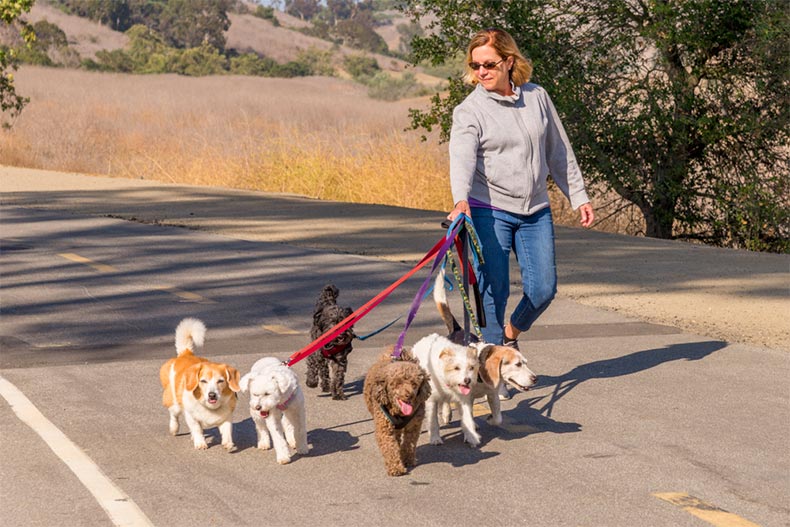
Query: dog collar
277,391,296,411
380,404,416,430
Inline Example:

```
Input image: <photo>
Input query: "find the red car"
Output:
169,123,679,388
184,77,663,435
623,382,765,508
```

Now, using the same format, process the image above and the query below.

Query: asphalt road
1,184,789,526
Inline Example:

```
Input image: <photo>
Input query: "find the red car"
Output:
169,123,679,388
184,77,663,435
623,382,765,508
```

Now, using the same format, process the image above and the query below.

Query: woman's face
470,44,513,96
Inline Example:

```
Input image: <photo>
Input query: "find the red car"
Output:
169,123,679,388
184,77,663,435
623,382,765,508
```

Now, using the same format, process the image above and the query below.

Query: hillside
12,1,442,86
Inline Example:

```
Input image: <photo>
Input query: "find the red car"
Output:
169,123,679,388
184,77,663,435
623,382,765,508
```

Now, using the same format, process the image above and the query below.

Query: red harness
321,340,351,358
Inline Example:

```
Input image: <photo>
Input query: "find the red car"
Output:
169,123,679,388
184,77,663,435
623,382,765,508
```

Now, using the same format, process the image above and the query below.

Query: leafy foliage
402,0,790,252
1,0,34,128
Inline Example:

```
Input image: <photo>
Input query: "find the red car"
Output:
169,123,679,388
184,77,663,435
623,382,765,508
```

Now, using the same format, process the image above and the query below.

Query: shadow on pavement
527,340,727,418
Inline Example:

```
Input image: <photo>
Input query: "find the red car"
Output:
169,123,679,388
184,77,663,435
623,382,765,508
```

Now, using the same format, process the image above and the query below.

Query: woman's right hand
447,200,471,222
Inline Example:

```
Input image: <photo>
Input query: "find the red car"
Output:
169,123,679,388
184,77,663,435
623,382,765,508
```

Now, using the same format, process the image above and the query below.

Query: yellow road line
58,253,117,273
154,285,216,304
472,401,490,417
653,492,761,527
59,253,214,304
262,324,302,335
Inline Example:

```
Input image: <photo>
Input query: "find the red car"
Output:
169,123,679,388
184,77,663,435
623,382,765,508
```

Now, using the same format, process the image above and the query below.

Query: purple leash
391,214,466,359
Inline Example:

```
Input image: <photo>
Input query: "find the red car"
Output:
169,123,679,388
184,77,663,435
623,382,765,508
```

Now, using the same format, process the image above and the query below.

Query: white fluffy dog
413,334,481,446
240,357,308,464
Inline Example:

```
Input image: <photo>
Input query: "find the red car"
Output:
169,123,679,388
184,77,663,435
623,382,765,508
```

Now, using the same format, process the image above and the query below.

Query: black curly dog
306,285,355,400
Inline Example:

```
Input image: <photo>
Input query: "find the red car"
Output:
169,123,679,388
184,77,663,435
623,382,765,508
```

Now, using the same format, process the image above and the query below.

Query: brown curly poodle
363,348,431,477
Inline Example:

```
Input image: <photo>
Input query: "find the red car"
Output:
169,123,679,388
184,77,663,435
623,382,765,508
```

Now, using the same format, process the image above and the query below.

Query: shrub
366,71,429,101
343,54,379,80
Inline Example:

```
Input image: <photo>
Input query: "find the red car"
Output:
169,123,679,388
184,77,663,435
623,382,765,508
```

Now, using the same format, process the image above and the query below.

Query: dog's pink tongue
459,385,471,395
398,399,413,416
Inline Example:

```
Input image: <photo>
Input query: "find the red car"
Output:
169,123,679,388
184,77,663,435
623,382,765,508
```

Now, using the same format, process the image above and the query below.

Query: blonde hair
463,28,533,86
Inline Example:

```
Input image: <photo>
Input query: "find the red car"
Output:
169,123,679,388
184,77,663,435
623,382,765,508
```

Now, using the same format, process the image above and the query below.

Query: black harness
380,404,417,430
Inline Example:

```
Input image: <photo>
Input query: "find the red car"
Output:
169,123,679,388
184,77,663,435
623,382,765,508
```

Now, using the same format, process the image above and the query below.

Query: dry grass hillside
0,66,454,212
24,2,128,58
16,1,441,85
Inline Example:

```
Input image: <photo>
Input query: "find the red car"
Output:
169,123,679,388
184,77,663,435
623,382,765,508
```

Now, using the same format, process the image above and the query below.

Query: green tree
404,0,790,252
1,0,34,128
158,0,231,50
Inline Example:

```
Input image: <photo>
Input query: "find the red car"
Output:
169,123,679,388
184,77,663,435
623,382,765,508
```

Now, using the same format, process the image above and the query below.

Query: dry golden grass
2,66,454,211
2,66,641,233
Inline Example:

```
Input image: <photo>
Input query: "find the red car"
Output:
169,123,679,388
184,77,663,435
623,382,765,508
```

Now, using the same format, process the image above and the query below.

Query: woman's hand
447,200,471,222
579,202,595,228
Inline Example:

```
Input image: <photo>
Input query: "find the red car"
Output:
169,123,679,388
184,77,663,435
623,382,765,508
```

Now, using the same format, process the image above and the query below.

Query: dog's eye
200,379,207,384
263,392,270,396
454,366,461,371
217,379,225,384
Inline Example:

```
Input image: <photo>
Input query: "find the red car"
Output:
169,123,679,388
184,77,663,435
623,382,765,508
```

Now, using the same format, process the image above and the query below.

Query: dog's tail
175,317,206,355
433,267,461,336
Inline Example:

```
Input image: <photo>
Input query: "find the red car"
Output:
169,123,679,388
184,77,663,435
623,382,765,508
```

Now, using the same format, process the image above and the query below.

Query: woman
447,28,594,352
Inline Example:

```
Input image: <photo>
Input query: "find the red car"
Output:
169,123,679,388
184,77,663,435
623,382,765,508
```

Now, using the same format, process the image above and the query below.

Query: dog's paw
487,414,503,427
193,441,209,450
276,456,292,465
463,433,481,447
429,436,444,445
257,441,272,451
222,442,236,451
332,393,348,400
386,464,408,477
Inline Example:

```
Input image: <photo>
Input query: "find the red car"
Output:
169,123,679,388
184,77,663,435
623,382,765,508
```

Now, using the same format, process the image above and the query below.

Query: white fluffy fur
175,317,205,354
413,334,481,446
240,357,308,464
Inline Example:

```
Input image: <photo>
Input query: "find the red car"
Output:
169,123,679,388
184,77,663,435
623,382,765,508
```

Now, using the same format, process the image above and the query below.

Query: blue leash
355,285,436,341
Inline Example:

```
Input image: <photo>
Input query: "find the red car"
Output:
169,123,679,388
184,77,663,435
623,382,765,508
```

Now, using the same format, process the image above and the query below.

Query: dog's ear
439,347,454,361
225,366,241,393
479,346,503,388
369,377,387,404
273,370,296,400
185,364,203,395
239,372,252,393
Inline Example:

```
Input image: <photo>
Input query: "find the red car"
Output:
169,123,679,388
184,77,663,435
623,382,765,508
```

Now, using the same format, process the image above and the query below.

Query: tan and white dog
413,333,481,446
443,343,538,427
159,318,240,450
240,357,308,465
433,269,537,427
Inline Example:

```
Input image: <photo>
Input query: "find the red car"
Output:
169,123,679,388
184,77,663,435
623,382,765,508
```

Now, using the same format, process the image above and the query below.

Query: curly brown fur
363,348,431,477
305,285,355,400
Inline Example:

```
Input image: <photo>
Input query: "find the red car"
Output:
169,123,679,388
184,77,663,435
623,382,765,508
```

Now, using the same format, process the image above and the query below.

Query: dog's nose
208,391,217,399
255,405,262,411
531,374,538,383
463,377,472,385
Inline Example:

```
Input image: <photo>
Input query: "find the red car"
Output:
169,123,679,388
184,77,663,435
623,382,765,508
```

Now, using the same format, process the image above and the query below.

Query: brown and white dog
159,318,241,450
433,268,537,427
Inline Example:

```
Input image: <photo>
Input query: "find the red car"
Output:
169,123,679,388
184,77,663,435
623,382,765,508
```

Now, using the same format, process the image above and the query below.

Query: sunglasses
468,58,505,70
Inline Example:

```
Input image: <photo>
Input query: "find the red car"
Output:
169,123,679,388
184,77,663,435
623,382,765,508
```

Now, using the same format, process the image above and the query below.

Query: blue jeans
471,206,557,344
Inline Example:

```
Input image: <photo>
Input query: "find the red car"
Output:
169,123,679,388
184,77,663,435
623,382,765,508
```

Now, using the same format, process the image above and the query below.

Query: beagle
159,318,240,450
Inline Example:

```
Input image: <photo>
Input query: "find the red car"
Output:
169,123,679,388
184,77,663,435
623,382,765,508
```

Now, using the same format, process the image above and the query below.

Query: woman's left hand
579,202,595,228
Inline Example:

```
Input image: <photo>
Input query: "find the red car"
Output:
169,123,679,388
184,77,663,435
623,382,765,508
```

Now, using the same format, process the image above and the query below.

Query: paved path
2,165,788,351
2,165,789,527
